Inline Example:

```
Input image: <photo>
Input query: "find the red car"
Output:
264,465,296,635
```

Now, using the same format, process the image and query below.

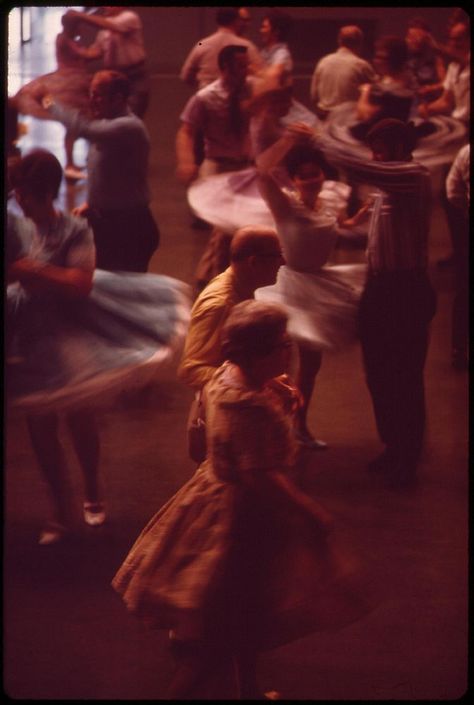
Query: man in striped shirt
323,118,437,488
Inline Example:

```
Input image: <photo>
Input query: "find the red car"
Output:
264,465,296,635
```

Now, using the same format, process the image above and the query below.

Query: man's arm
68,9,132,35
176,122,199,185
418,88,455,118
180,44,201,87
43,96,131,142
309,63,320,105
177,302,231,390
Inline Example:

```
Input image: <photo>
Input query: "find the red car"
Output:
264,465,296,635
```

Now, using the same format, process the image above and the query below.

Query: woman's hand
285,122,316,141
41,94,55,111
307,503,335,536
72,202,90,218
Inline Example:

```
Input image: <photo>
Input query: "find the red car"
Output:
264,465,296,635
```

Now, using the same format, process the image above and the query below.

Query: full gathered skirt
14,67,92,121
6,270,191,412
256,263,367,351
188,168,352,234
112,461,375,651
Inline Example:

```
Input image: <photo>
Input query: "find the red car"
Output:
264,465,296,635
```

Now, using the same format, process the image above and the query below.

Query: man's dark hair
264,9,293,42
285,144,339,181
215,7,239,27
366,118,418,155
217,44,248,71
375,36,408,72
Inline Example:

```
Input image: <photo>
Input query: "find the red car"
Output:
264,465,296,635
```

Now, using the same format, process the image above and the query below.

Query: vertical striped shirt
321,143,432,272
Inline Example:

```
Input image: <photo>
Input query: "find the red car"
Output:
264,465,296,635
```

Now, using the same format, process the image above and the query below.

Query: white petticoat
188,167,352,234
256,263,367,351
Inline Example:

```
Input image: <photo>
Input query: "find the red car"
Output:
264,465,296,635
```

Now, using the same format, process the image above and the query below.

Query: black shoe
385,462,418,490
436,255,455,268
367,450,396,474
191,216,211,230
452,349,468,371
296,432,328,450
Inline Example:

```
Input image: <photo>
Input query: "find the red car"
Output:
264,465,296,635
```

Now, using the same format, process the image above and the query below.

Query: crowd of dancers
6,6,470,700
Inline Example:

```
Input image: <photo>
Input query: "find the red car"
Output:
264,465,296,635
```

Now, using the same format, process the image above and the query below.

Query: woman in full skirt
6,149,191,543
112,300,376,699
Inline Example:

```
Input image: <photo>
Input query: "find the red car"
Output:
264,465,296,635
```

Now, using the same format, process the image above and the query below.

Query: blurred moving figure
258,9,294,87
418,19,470,125
445,143,470,370
13,10,97,181
67,6,150,118
41,70,160,272
352,35,417,141
405,17,446,104
310,25,376,119
180,6,261,90
6,149,191,544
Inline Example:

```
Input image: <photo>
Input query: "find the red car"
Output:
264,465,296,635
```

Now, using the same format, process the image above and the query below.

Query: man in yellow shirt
178,225,284,390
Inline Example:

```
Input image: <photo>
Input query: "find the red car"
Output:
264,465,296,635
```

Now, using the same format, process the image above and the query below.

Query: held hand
42,94,54,110
72,202,90,218
285,122,315,141
176,163,199,186
418,102,429,119
308,503,335,536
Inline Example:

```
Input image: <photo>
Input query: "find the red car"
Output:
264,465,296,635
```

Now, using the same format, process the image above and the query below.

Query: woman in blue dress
7,149,191,544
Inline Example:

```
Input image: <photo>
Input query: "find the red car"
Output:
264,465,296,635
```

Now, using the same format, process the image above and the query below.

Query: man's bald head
230,225,282,261
338,25,364,52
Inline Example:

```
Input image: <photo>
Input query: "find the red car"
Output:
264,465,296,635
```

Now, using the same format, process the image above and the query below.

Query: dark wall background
134,6,460,74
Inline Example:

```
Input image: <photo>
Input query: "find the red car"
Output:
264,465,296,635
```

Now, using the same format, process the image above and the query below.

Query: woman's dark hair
284,144,339,181
375,36,409,73
264,9,293,42
221,300,288,367
9,148,63,199
217,44,248,71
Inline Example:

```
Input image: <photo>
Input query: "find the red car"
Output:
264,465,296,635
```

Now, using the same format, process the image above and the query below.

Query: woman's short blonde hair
221,300,288,366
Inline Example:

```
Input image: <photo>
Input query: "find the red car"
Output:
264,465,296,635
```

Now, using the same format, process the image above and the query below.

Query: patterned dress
112,362,373,650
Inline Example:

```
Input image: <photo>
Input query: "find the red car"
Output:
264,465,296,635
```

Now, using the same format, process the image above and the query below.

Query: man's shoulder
196,78,224,99
113,10,141,29
317,50,338,64
192,271,237,314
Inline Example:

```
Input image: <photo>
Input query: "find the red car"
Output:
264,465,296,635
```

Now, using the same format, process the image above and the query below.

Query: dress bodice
275,192,338,273
205,362,298,484
7,210,93,268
